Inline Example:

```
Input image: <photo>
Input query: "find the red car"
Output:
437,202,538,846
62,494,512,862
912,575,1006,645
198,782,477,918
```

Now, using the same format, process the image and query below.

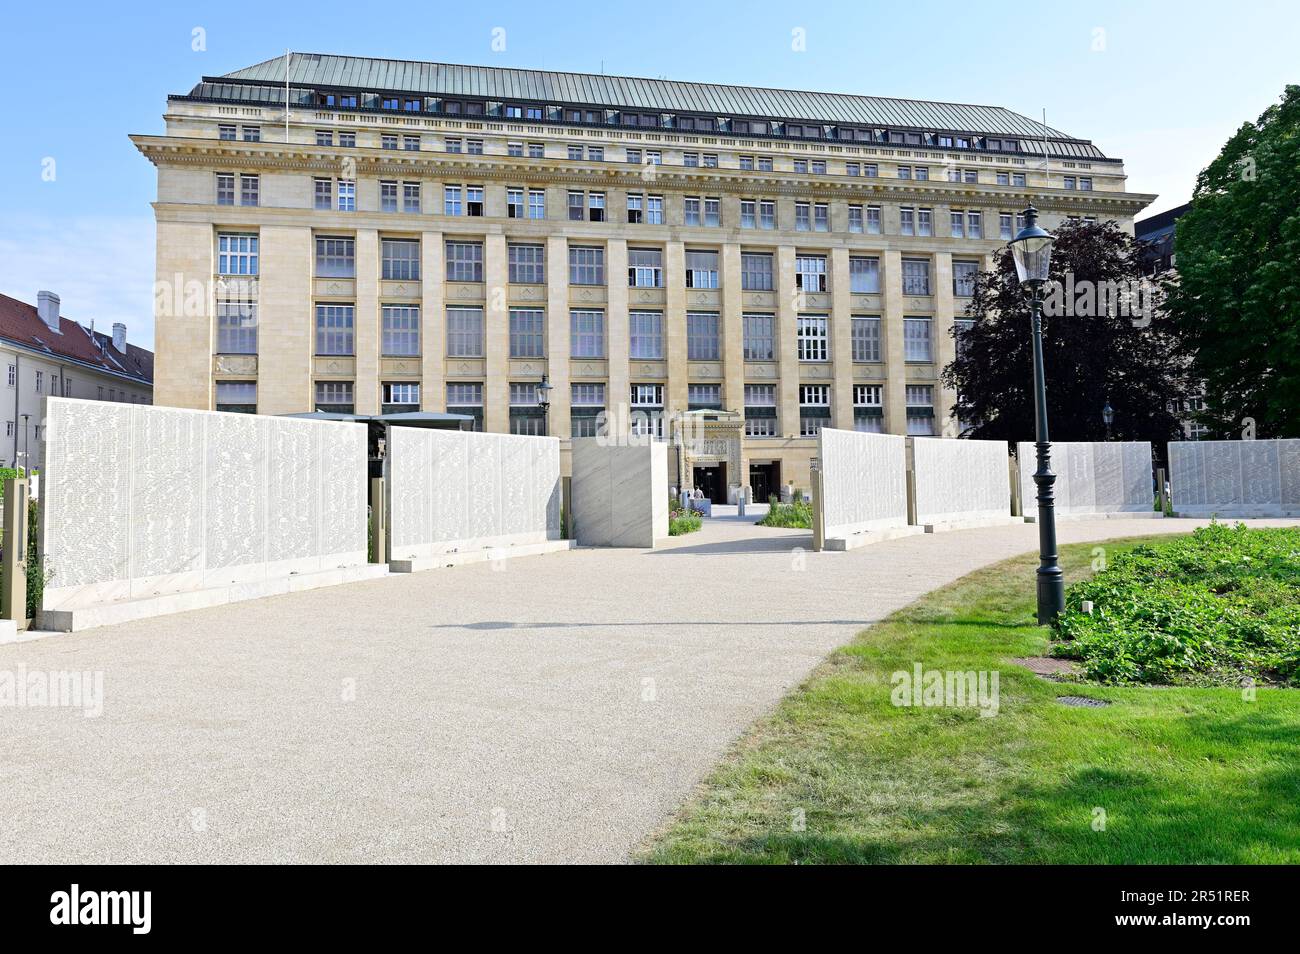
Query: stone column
606,238,631,432
882,249,907,435
933,251,958,437
257,224,314,415
776,245,799,437
546,235,571,438
154,219,214,410
484,233,509,433
664,240,688,416
721,243,744,414
354,228,380,415
830,246,854,430
420,231,446,411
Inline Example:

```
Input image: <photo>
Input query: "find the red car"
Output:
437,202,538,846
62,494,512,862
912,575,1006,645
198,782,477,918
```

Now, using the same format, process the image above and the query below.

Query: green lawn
642,535,1300,864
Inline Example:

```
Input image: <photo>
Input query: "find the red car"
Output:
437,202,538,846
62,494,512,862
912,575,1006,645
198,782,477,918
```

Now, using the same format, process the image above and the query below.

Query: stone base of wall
37,564,391,633
390,539,575,573
1024,511,1164,523
1169,507,1300,518
824,525,926,551
922,515,1022,533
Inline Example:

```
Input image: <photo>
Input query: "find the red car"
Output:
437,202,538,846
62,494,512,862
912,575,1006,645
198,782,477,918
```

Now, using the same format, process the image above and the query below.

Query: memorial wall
1016,441,1152,515
818,428,909,539
1169,439,1300,516
912,438,1011,526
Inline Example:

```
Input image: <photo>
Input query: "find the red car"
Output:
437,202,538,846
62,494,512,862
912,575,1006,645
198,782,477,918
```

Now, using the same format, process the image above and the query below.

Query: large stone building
0,291,154,471
134,53,1153,500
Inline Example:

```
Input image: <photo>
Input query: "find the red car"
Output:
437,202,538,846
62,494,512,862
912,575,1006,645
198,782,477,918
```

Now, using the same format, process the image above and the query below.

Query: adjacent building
134,52,1154,499
0,291,154,470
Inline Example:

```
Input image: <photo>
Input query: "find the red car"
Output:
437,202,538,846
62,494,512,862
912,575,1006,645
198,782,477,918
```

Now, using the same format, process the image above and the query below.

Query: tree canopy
942,218,1189,444
1162,85,1300,439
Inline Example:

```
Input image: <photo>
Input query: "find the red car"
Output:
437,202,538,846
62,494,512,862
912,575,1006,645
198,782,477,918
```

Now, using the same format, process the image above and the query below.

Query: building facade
135,53,1154,498
0,291,154,471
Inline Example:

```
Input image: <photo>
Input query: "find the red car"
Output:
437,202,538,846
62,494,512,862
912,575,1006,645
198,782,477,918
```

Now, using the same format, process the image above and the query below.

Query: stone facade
134,56,1155,492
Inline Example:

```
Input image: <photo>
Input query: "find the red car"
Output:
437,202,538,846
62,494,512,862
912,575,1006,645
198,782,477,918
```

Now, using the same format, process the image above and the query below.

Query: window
217,233,259,275
687,312,720,360
509,383,546,435
216,381,257,414
568,190,584,221
759,200,775,229
702,197,721,225
743,313,774,361
509,308,545,358
315,304,355,355
628,248,663,288
953,260,979,297
799,384,831,436
863,163,878,177
1000,212,1014,240
795,255,827,292
570,309,605,358
743,384,777,437
915,166,929,181
630,384,664,439
850,257,880,294
442,137,459,153
466,140,483,156
851,316,881,362
967,211,982,239
626,192,643,224
740,199,756,229
1079,177,1093,191
444,185,462,216
241,126,259,142
382,382,420,414
848,204,864,233
955,318,975,358
446,306,484,357
588,192,605,222
917,208,932,237
5,364,12,387
904,316,933,362
683,152,700,168
688,384,722,410
528,142,544,158
381,239,420,280
380,181,398,213
569,246,604,285
465,185,484,217
1012,173,1026,187
898,165,913,180
854,384,884,432
239,174,259,206
508,243,545,284
218,124,236,141
866,205,882,234
703,154,719,169
508,141,524,157
739,155,754,170
381,305,420,356
445,241,484,283
1063,176,1076,190
996,171,1010,186
315,236,355,278
902,258,931,296
587,145,603,161
571,383,606,437
217,299,257,354
315,381,353,413
906,385,934,435
383,134,399,150
685,250,719,289
507,187,525,219
901,206,915,236
402,182,420,213
950,210,965,239
446,382,483,431
567,144,583,161
757,156,773,171
216,173,234,205
798,316,829,361
528,189,545,219
316,129,334,147
398,135,418,153
645,195,663,224
314,178,334,210
629,311,663,359
684,197,700,226
795,202,811,231
742,253,774,291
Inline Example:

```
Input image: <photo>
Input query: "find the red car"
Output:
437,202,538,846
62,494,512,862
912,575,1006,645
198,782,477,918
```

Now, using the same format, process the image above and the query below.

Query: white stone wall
818,428,908,537
569,438,668,548
40,398,368,612
912,438,1010,525
387,428,562,559
1169,439,1300,516
1017,441,1151,515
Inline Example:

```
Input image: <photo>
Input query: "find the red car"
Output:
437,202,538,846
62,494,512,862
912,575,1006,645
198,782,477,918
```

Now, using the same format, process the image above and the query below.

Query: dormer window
381,96,399,110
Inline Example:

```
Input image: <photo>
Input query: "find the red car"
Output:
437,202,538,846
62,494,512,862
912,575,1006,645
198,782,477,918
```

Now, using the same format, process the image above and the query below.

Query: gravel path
2,515,1295,864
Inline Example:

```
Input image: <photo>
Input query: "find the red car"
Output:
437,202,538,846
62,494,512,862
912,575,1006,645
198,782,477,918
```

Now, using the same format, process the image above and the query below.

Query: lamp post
1102,398,1114,441
1009,205,1065,624
536,375,554,435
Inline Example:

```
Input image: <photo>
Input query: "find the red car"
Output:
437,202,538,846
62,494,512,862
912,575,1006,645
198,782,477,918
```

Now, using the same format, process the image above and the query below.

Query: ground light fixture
1009,205,1065,624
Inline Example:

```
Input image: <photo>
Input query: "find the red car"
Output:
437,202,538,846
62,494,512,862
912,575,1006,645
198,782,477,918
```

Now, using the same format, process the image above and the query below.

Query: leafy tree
1162,85,1300,438
943,218,1189,444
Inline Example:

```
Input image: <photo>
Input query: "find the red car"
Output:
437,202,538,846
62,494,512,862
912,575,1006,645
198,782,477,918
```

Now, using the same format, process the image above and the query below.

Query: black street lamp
1102,398,1115,441
1010,205,1065,624
536,375,554,434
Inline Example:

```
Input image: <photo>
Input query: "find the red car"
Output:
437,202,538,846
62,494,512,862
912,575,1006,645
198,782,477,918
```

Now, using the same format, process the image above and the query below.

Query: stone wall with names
1169,439,1300,516
1017,441,1151,515
818,428,908,538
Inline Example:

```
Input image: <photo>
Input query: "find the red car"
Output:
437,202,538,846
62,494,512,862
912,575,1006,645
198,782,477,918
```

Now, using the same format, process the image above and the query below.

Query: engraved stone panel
912,438,1010,525
1018,442,1153,515
129,405,205,580
1170,439,1300,516
570,438,667,548
818,428,908,537
205,411,268,570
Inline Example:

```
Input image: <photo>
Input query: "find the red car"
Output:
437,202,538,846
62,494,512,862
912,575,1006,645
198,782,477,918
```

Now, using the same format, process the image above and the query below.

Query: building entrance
749,461,781,504
692,463,728,505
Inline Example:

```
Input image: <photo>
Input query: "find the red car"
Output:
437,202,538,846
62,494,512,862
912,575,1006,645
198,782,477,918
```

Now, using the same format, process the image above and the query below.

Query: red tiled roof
0,293,153,385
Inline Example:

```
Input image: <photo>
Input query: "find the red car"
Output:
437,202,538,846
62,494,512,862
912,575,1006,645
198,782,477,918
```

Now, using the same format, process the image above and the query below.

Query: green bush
757,498,813,529
668,509,702,536
1052,523,1300,686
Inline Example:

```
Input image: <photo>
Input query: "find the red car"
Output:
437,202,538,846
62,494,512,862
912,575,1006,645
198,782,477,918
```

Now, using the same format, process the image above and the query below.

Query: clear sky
1,0,1294,348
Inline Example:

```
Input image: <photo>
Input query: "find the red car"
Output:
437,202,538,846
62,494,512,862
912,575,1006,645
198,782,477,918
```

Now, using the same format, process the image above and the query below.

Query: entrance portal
749,461,781,504
691,463,728,505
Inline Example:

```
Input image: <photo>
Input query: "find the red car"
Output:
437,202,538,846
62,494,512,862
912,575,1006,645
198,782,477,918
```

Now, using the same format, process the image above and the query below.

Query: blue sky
1,0,1295,348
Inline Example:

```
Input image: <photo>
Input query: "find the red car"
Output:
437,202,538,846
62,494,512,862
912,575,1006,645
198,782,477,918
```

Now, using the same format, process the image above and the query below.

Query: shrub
1052,523,1300,686
758,499,813,529
669,509,702,536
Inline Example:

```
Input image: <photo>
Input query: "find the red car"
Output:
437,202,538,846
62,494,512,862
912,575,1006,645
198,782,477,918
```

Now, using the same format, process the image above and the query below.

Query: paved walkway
3,516,1296,864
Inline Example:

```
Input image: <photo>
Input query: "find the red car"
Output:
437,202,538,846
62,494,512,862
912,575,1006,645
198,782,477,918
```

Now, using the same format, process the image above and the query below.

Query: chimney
37,290,61,333
112,322,127,354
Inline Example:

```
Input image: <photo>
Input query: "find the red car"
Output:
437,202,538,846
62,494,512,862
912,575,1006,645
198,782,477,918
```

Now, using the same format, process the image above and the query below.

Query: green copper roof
214,53,1080,143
